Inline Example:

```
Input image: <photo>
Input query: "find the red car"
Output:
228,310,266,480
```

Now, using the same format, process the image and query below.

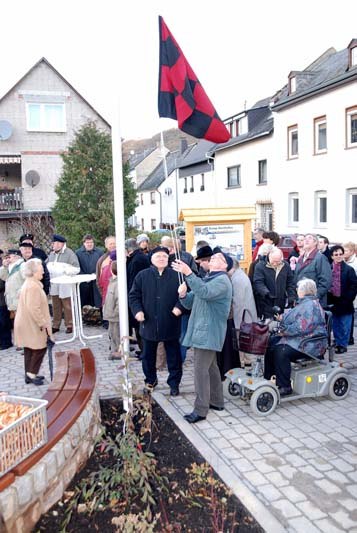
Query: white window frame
289,76,296,94
26,102,66,132
190,175,194,193
151,218,157,230
346,188,357,226
314,117,327,154
200,173,205,191
352,47,357,67
140,193,144,205
288,125,298,159
227,165,240,188
150,191,156,204
239,115,248,135
315,191,327,226
346,107,357,148
258,159,267,184
288,192,299,225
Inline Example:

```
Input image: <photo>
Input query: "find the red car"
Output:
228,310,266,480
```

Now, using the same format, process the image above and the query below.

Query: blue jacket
278,295,327,357
181,272,232,351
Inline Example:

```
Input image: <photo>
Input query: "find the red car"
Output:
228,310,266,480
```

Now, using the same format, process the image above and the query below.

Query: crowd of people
0,229,356,423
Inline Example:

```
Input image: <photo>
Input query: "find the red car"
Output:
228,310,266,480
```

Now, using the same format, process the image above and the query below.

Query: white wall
272,81,357,242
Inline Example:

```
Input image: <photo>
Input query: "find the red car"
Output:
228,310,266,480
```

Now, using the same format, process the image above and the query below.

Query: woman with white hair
14,258,53,385
264,278,327,396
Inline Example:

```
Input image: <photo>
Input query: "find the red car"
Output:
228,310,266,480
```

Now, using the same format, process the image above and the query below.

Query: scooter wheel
328,373,351,400
228,381,241,397
250,386,278,416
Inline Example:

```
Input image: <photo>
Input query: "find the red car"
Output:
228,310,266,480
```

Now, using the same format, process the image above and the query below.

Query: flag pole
111,102,132,412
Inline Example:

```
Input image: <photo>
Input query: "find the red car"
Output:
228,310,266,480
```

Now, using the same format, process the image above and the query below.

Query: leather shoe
170,387,179,397
184,411,206,424
25,375,44,385
52,328,60,333
335,346,347,354
209,404,224,411
65,327,73,334
278,386,293,397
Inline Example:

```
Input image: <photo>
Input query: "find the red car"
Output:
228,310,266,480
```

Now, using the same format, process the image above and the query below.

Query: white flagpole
111,102,132,412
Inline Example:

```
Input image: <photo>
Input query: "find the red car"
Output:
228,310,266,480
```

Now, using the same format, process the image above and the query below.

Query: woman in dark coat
328,245,357,353
253,248,296,319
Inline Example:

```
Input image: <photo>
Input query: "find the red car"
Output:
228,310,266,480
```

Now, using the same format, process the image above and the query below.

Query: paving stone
210,437,232,449
314,518,347,532
337,498,357,512
296,500,327,520
231,457,255,473
283,486,306,504
258,483,282,502
286,453,307,467
271,499,301,518
221,447,242,460
346,484,357,498
253,460,276,474
289,516,321,533
315,479,342,495
330,458,354,473
325,470,349,484
266,471,290,488
278,465,298,480
243,470,267,487
299,465,324,480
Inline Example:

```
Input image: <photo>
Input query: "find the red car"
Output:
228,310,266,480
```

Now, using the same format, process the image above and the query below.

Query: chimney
180,138,188,154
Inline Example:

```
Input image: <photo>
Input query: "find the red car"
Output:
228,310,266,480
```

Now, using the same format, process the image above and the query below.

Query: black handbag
238,309,270,355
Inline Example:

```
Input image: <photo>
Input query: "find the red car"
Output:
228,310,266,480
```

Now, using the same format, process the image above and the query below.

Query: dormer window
352,47,357,67
289,75,296,94
348,39,357,69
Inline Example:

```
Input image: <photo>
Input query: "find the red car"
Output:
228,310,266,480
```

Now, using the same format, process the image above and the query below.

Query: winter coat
277,295,327,357
76,246,103,308
0,260,25,311
180,271,232,351
47,245,80,299
129,266,182,341
231,268,257,329
126,249,150,292
103,276,119,322
253,260,296,319
96,252,110,294
32,247,47,262
346,254,357,308
294,249,332,307
14,278,52,349
327,262,357,316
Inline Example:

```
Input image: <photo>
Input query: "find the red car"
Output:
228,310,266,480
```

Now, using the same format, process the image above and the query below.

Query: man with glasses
172,252,232,423
328,245,357,354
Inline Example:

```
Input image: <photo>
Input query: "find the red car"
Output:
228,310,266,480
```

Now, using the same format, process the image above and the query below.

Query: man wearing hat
47,235,80,333
195,245,214,278
19,233,47,262
136,234,150,255
20,242,50,295
129,246,183,396
0,249,25,319
172,251,233,423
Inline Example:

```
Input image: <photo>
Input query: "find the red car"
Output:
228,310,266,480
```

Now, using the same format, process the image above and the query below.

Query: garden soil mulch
34,398,264,532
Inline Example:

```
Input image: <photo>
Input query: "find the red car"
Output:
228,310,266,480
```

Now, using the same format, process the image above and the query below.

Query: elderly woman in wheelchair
264,278,328,396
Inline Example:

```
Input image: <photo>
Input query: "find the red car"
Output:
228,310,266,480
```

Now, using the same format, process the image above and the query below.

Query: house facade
0,57,110,244
271,40,357,242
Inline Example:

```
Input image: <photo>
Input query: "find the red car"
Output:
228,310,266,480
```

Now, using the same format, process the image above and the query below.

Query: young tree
52,122,137,249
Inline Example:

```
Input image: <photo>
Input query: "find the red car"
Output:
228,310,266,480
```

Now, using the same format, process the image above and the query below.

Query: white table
50,273,103,346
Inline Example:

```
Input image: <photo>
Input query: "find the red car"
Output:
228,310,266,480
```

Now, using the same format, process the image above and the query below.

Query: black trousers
0,306,12,348
24,347,47,375
264,343,304,388
142,339,182,388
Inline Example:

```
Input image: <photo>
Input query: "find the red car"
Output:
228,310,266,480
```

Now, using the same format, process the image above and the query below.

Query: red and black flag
158,16,230,144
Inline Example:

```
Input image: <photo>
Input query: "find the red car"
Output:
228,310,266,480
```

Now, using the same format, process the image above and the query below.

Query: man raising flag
158,16,230,144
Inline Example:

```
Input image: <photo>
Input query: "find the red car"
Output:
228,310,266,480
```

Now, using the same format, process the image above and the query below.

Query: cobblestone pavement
1,324,357,532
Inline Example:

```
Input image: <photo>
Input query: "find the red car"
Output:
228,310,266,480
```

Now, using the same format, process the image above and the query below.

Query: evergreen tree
52,122,137,249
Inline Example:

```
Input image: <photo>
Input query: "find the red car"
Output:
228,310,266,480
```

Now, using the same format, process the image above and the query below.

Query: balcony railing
0,188,24,211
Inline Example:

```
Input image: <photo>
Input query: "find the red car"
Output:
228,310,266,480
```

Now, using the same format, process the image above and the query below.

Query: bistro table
50,273,103,346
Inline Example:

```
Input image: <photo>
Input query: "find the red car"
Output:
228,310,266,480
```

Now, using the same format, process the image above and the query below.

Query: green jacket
181,272,232,351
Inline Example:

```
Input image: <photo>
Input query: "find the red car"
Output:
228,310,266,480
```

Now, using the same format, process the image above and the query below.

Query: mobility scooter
224,311,351,417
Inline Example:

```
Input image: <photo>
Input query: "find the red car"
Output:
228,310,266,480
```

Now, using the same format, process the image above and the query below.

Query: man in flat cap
46,235,80,333
19,233,47,262
129,246,183,396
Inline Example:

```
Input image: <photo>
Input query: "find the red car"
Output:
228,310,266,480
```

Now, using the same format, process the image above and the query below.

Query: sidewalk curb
154,392,286,533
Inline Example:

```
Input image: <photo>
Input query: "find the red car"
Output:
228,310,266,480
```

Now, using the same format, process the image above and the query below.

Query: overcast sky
1,0,357,140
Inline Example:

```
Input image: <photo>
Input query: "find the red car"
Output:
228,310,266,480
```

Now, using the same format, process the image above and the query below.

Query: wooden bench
0,348,96,489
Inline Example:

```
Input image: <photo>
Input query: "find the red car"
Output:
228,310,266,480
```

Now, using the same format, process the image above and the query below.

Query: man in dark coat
328,245,357,353
125,238,150,352
129,246,183,396
253,248,296,318
76,234,103,308
19,242,50,295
